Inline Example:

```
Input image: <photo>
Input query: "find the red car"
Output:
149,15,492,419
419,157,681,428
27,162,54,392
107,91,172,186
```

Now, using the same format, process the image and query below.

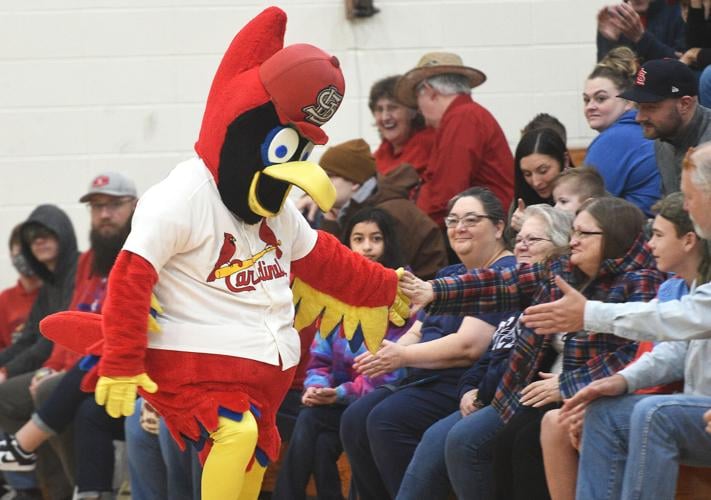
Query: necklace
481,247,512,269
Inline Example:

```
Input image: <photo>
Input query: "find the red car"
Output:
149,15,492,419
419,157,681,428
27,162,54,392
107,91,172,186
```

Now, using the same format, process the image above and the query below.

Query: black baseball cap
618,59,698,103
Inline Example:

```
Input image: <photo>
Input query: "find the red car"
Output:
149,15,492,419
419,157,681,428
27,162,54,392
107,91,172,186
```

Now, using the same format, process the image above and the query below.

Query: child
552,166,606,213
272,208,411,500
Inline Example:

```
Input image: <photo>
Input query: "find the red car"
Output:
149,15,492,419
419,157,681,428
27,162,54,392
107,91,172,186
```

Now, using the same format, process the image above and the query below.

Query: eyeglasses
571,229,603,240
444,212,494,228
87,197,134,213
514,236,551,247
24,225,55,242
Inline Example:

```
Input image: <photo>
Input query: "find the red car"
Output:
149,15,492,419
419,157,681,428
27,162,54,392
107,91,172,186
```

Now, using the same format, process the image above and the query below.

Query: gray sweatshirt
654,105,711,195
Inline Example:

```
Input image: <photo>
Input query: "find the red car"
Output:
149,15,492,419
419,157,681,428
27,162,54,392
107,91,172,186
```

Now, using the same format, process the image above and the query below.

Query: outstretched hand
398,271,434,313
353,339,406,378
521,275,586,334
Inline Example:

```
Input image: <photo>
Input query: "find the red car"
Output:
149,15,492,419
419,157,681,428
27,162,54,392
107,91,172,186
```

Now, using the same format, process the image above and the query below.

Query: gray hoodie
0,204,78,376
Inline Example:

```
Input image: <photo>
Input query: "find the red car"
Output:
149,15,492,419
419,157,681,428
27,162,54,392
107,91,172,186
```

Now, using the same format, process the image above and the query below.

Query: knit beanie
319,139,376,184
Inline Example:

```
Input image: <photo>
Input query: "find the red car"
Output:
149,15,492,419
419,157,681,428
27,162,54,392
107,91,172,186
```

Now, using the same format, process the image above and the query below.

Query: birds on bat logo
206,220,286,292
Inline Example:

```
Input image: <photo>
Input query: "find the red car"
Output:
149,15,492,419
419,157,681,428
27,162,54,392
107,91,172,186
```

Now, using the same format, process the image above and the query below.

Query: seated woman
272,208,411,500
583,46,661,216
541,191,711,500
509,128,568,234
396,204,572,500
340,188,516,500
369,76,435,178
400,197,665,500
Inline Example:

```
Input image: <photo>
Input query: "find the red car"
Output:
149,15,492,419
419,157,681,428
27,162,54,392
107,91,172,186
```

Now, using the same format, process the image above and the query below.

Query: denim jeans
74,396,125,494
577,394,711,500
158,419,201,500
445,405,504,500
125,399,167,500
340,380,459,500
397,405,503,500
273,405,346,500
125,398,201,500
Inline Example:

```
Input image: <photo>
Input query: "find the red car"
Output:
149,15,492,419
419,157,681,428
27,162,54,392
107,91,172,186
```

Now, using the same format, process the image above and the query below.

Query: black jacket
0,204,78,376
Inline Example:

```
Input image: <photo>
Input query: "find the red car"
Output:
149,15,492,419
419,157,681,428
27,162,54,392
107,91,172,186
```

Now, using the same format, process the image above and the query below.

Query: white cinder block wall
0,0,609,283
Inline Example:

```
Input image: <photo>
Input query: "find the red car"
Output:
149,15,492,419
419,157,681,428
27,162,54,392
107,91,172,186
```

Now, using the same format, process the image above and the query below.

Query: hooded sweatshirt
0,205,78,376
320,164,448,280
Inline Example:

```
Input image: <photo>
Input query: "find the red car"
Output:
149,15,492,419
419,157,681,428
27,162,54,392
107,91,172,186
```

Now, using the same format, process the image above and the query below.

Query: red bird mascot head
194,7,344,224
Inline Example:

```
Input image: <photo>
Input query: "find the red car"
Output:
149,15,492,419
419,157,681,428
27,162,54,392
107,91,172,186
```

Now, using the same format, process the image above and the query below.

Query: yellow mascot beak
248,160,336,218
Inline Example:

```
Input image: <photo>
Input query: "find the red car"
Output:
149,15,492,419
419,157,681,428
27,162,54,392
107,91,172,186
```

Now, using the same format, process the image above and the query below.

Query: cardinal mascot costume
40,7,408,499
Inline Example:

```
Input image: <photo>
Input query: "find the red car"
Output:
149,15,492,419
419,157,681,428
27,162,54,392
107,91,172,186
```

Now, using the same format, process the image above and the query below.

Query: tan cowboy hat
395,52,486,107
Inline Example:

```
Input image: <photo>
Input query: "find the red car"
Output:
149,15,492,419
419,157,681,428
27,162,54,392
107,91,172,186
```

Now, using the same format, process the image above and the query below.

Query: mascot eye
299,142,314,161
263,127,300,164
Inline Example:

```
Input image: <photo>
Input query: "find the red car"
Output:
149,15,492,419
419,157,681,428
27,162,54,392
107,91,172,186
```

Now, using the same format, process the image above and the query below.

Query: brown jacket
321,164,448,280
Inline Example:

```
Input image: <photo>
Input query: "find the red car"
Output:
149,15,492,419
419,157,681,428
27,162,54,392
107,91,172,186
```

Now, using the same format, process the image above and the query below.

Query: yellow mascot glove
95,373,158,418
389,268,411,327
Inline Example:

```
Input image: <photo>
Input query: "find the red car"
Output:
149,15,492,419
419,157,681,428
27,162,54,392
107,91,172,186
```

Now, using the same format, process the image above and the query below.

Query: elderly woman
340,187,515,500
397,204,572,500
369,75,435,177
400,197,664,500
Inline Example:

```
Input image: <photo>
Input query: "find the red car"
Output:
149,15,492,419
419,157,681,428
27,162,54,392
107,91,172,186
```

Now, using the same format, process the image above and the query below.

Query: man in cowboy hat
395,52,514,232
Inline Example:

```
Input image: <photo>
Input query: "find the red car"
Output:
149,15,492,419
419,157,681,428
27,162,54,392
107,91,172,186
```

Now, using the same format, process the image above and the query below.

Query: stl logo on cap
302,85,343,126
93,175,110,187
636,68,647,87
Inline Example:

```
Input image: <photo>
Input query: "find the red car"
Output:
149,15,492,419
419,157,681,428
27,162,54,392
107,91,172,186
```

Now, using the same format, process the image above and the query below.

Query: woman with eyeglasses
400,197,665,500
339,187,516,500
397,204,572,500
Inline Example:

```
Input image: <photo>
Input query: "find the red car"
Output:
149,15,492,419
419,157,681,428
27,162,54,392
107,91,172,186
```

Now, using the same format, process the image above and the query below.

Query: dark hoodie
0,205,78,376
320,164,448,280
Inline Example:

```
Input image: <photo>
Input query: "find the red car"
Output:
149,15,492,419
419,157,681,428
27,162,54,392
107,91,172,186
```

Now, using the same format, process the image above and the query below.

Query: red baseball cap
259,43,345,145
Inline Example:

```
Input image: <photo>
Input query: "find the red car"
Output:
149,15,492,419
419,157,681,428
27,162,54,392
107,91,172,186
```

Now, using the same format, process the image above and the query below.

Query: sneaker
0,433,37,471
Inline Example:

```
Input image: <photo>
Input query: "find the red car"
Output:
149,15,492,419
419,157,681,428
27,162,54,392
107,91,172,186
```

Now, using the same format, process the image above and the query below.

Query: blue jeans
273,405,346,500
125,399,167,500
340,380,459,499
158,420,201,500
397,406,503,500
700,66,711,108
577,394,711,500
125,398,201,500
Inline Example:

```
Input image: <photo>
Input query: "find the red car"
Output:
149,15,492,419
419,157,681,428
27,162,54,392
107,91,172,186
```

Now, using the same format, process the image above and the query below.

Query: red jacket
374,127,435,178
0,281,39,349
416,94,514,226
44,251,107,371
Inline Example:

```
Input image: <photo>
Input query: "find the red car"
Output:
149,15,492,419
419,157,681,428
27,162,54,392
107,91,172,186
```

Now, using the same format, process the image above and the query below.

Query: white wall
0,0,608,283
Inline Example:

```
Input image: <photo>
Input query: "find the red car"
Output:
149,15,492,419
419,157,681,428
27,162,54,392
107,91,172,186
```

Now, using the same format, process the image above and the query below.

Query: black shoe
0,433,37,472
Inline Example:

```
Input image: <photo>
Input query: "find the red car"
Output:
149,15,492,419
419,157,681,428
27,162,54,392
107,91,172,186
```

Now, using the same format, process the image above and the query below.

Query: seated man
0,172,137,500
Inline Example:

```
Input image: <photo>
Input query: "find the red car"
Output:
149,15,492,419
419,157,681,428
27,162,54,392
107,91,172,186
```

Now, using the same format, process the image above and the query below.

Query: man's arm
616,341,687,392
523,276,711,342
584,288,711,341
